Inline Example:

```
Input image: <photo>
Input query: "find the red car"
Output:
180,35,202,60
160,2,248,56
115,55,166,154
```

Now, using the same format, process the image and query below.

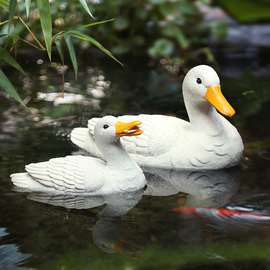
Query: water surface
1,51,270,269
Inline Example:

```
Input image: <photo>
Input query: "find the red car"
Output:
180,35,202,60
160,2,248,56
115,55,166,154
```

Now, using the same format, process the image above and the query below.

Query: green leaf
213,0,270,22
68,31,123,66
54,39,64,64
112,44,132,54
79,0,94,19
0,46,27,75
113,17,130,31
159,2,177,17
8,0,17,32
177,1,198,15
161,25,189,49
149,0,166,4
210,20,227,40
25,0,31,18
0,69,25,106
148,38,175,58
36,0,52,60
63,33,77,79
173,27,189,49
52,31,64,41
3,21,25,38
74,18,115,31
0,0,10,5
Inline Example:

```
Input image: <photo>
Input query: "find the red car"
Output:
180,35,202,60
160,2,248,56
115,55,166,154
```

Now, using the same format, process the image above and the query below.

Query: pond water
1,50,270,270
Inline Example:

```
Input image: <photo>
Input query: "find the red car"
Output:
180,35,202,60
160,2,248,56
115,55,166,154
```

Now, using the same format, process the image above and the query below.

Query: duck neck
98,139,135,167
186,100,225,136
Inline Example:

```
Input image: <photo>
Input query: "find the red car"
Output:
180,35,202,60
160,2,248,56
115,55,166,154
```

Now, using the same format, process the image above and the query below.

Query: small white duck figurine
11,116,146,194
70,65,244,170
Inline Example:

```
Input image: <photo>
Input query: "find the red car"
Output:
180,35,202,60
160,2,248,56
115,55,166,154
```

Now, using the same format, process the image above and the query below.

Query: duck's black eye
103,124,109,129
196,78,202,84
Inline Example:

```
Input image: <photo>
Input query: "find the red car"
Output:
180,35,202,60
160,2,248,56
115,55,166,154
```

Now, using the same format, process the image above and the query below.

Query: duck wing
176,131,215,169
119,115,178,160
70,125,104,160
11,156,106,193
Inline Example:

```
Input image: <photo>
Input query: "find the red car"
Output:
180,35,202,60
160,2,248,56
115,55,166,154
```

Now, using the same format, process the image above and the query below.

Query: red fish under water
173,207,270,222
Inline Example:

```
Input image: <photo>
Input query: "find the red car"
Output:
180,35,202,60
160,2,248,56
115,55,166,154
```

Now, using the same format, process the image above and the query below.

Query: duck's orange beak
205,86,235,117
115,120,143,137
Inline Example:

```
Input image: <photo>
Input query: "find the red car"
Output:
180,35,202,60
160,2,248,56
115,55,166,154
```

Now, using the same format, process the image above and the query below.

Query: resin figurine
11,116,146,194
71,65,244,170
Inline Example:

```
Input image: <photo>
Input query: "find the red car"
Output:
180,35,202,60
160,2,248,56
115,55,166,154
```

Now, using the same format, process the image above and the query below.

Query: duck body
11,116,146,194
70,65,244,170
123,114,242,169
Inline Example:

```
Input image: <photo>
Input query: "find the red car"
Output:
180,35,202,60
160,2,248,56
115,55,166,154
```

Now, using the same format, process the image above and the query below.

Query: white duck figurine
10,116,146,194
70,65,244,170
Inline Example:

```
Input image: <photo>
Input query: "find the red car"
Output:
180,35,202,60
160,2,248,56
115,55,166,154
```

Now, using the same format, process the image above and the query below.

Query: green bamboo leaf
74,18,115,31
25,0,31,18
79,0,94,19
36,0,52,60
0,0,10,5
54,39,65,64
52,31,64,41
0,46,27,75
0,69,25,106
69,31,123,66
63,33,77,79
8,0,17,32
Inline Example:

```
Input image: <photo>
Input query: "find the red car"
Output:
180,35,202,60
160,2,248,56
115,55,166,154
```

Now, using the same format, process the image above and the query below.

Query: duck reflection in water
26,189,144,217
17,166,241,256
143,166,242,208
25,166,241,212
25,190,144,256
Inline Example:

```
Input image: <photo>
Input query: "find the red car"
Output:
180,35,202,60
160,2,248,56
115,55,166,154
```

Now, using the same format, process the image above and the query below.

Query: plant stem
0,3,45,50
16,16,46,50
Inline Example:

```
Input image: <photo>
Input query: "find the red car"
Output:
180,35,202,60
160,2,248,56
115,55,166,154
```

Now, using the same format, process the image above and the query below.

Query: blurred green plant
2,0,269,106
0,0,121,105
213,0,270,22
87,0,216,59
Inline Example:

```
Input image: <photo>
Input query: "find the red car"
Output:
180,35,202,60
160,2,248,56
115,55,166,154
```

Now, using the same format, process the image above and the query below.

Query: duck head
94,116,143,144
182,65,235,117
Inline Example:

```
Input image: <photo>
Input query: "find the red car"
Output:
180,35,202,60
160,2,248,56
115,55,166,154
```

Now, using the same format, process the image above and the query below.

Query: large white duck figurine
11,116,146,194
71,65,244,170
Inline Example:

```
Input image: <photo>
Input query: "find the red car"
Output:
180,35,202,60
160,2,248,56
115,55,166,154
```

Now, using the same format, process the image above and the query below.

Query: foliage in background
0,0,121,105
71,0,220,59
1,0,270,105
213,0,270,22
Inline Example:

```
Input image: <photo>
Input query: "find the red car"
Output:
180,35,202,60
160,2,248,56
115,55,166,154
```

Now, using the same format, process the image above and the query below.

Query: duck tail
10,171,52,192
10,172,34,189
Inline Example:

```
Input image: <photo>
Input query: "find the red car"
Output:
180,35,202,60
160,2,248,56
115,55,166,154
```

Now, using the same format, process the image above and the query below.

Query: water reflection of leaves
0,227,31,269
223,70,270,117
